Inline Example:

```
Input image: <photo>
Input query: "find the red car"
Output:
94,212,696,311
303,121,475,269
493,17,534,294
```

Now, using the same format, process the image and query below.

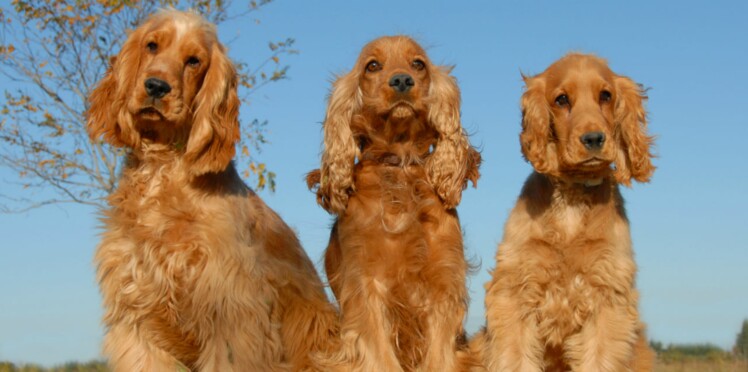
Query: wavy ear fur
613,76,655,185
316,70,361,215
425,65,478,210
519,74,557,175
184,43,240,176
86,27,145,148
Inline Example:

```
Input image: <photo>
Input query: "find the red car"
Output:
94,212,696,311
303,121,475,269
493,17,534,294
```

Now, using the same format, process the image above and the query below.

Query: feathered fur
472,53,655,372
307,35,481,372
86,10,337,371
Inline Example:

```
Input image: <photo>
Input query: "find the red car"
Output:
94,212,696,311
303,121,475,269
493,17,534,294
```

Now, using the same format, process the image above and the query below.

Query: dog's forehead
142,12,216,46
544,54,615,89
361,36,427,63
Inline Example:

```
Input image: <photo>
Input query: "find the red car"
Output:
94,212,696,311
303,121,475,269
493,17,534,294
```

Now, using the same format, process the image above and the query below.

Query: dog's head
86,10,240,175
520,53,655,185
313,36,478,214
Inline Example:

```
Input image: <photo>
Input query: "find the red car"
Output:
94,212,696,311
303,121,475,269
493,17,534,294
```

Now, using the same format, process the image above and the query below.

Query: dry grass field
655,359,748,372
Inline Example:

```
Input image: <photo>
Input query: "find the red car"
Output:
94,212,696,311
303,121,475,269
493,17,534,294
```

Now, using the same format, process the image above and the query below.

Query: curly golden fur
307,36,481,372
86,10,337,371
471,53,655,372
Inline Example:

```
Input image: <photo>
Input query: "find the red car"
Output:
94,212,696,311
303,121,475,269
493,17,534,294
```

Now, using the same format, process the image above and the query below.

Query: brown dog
87,10,337,371
472,53,655,372
307,36,480,371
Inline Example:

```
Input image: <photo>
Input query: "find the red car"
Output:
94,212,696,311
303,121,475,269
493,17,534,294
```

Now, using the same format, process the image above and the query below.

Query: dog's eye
555,94,570,107
146,42,158,53
365,60,382,73
186,56,200,67
599,90,612,103
411,59,425,71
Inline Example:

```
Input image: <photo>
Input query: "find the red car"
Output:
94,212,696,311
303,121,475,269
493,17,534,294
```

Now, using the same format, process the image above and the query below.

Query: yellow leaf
38,159,55,167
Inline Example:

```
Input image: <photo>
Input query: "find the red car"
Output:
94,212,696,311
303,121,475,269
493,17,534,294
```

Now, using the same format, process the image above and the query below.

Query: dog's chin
132,106,191,144
560,156,614,180
134,106,187,126
388,102,416,119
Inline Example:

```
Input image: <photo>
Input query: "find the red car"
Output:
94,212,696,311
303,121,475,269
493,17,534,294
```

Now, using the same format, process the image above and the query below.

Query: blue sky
1,0,747,366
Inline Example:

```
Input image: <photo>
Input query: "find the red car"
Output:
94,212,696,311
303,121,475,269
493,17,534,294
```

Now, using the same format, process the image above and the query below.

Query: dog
472,53,655,372
307,35,480,371
86,10,337,371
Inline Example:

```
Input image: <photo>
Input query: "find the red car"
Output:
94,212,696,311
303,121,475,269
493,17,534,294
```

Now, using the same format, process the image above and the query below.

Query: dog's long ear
613,76,655,185
425,65,477,209
519,74,557,175
86,27,146,148
184,42,240,176
315,70,361,215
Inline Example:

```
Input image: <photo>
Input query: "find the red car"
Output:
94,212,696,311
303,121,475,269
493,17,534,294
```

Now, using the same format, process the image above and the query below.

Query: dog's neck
122,152,245,196
354,111,436,168
546,173,615,207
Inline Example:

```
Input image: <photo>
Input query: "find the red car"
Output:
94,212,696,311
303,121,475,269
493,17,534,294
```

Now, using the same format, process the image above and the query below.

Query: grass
655,359,748,372
0,361,106,372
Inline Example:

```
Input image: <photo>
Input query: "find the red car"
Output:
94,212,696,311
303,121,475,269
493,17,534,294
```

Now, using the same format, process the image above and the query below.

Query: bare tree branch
0,0,296,213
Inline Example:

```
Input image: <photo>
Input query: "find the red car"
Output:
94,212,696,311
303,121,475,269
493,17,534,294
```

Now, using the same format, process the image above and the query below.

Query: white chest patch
557,205,583,238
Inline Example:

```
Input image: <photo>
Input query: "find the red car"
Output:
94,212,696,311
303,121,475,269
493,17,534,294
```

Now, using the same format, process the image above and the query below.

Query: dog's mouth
561,156,614,178
580,157,607,167
137,107,166,121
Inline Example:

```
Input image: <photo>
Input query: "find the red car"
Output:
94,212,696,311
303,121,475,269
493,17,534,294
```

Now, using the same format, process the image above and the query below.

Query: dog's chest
534,205,605,344
553,203,585,238
536,270,596,345
109,165,218,312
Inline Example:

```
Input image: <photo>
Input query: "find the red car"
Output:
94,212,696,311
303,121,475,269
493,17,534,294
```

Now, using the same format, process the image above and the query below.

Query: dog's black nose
144,78,172,98
580,132,606,150
389,74,414,93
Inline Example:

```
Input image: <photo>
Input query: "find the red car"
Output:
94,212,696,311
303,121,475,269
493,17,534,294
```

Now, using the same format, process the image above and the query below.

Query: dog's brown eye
186,56,200,67
599,90,612,103
555,94,569,106
146,42,158,53
412,59,425,71
365,60,382,72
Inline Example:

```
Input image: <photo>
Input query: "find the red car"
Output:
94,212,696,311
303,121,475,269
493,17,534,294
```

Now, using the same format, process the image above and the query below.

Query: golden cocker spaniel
86,10,337,371
471,53,655,372
307,35,481,372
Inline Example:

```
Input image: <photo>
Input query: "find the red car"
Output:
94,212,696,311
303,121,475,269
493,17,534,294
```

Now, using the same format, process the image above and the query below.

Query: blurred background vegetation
0,361,106,372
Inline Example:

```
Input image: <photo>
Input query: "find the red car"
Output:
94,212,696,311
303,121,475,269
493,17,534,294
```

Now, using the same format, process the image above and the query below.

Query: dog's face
128,16,213,133
521,53,655,184
87,10,240,176
543,55,618,175
356,36,432,119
